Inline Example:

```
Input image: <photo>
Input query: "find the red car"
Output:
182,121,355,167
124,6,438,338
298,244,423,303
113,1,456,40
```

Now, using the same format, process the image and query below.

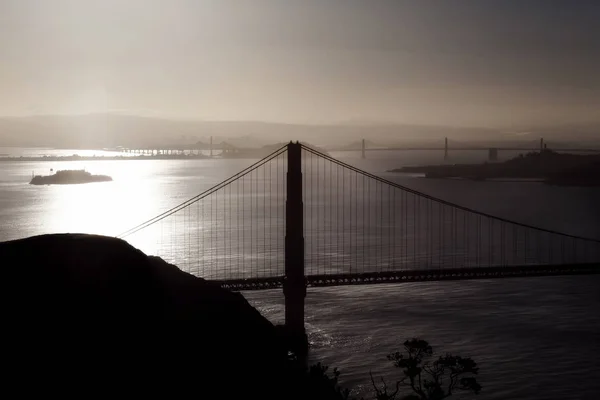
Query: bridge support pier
283,141,308,357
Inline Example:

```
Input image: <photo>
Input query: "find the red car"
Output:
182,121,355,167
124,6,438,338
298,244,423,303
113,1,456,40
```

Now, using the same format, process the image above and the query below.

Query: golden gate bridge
117,142,600,341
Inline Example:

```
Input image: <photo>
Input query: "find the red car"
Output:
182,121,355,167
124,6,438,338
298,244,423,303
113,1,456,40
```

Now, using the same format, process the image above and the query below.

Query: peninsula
389,150,600,186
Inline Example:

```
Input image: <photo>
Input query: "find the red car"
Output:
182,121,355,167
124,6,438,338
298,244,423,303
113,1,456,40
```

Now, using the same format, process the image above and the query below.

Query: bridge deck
214,263,600,291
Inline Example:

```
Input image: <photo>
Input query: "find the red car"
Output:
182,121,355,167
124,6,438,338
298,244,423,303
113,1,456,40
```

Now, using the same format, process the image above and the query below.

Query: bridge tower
361,138,366,159
284,141,308,356
444,137,449,161
540,137,544,153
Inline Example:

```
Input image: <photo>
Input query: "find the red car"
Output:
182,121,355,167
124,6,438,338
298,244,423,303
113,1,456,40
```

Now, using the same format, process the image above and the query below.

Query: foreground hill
0,234,291,398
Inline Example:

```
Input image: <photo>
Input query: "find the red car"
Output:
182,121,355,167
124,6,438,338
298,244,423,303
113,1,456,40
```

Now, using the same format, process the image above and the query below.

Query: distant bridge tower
540,137,544,153
284,142,308,355
444,137,449,161
361,139,366,159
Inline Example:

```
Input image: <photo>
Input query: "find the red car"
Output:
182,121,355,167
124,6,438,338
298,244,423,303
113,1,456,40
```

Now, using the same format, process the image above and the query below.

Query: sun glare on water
39,161,167,254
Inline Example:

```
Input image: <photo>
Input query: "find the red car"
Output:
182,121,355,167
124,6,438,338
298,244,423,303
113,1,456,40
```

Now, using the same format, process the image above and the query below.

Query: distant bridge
121,136,239,157
328,138,600,160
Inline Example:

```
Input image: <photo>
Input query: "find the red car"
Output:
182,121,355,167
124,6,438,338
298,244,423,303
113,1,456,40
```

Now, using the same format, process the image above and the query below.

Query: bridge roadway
213,263,600,291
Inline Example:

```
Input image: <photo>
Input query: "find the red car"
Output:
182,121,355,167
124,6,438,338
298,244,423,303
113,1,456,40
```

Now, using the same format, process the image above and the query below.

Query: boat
29,170,113,185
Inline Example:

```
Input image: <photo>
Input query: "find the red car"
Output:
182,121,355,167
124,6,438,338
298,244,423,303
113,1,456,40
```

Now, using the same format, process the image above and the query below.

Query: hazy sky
1,0,599,127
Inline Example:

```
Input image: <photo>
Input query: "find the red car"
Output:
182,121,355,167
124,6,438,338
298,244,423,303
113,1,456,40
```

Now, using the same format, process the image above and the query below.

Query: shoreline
393,172,547,184
390,171,600,186
423,175,545,183
0,155,259,162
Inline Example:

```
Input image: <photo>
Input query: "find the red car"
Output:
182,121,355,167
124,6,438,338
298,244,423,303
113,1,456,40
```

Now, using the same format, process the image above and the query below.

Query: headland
389,150,600,186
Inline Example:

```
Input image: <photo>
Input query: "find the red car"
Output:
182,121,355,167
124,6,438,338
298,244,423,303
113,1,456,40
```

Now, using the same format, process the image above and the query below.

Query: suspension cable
117,145,288,238
300,144,600,244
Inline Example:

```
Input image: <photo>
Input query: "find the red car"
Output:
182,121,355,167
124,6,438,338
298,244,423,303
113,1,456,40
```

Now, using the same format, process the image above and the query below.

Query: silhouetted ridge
0,234,289,398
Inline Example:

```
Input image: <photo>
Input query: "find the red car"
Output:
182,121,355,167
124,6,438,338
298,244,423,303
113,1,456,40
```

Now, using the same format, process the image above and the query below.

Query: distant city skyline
1,0,599,128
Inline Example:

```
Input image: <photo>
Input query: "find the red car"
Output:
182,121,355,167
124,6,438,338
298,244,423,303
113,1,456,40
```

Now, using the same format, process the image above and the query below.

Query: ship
29,169,113,185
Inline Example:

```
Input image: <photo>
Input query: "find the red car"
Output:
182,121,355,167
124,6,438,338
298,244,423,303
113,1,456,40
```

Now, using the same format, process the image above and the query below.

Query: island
30,169,113,185
389,150,600,186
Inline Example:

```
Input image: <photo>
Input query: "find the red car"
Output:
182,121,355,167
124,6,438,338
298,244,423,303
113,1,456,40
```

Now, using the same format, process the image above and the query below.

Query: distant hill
0,113,597,150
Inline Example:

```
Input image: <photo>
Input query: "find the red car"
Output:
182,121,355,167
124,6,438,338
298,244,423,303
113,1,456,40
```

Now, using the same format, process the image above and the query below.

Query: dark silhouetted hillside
0,234,290,398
